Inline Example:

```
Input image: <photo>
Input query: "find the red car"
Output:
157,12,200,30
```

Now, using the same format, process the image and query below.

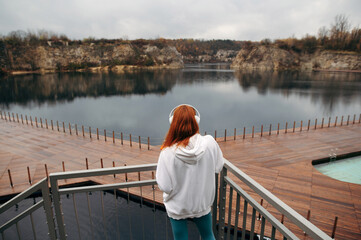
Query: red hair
161,105,199,150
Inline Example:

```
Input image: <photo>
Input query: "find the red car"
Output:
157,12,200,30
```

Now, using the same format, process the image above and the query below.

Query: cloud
0,0,360,40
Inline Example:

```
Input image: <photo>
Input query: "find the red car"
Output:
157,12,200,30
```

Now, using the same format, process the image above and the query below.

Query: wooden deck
0,116,360,239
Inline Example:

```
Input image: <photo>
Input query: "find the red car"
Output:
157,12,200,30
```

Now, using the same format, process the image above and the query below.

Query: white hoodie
156,133,224,219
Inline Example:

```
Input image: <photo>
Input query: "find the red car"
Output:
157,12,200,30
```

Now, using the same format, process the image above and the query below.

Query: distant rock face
231,45,299,70
231,45,361,71
0,42,184,73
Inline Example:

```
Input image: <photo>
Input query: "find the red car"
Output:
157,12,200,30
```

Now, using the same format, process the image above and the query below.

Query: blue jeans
169,212,216,240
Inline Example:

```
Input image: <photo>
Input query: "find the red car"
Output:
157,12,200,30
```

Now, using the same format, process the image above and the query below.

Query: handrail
223,159,332,240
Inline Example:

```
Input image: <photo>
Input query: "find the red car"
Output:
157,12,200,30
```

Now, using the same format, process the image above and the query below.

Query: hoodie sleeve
156,150,173,194
214,140,225,173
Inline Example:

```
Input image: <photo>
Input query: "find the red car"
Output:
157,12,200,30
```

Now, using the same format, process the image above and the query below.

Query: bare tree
330,14,351,49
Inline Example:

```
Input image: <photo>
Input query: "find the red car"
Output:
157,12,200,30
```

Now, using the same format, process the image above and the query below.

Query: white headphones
169,104,200,124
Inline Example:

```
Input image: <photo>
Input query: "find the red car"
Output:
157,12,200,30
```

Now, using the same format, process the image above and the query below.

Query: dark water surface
1,64,361,144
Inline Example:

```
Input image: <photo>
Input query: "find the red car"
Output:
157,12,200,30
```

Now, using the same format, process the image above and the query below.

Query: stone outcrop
231,45,361,71
0,41,184,74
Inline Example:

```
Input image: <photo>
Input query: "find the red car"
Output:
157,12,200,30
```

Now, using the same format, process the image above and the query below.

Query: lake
1,63,361,145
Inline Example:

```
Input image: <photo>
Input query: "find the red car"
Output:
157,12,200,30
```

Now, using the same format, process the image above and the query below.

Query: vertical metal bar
72,194,82,240
331,216,338,238
353,114,356,124
148,137,150,150
224,129,227,141
152,172,157,240
89,127,92,138
340,116,344,126
97,128,99,140
75,124,78,136
49,177,67,240
271,226,276,240
260,125,263,137
100,192,108,240
45,164,49,179
277,123,279,135
250,208,256,240
82,126,84,137
293,121,295,132
86,192,94,240
30,116,33,126
215,130,217,140
130,134,132,146
334,116,338,127
40,179,56,240
328,117,331,127
86,158,89,170
114,189,120,240
21,114,24,124
243,127,245,139
30,213,37,240
62,161,65,172
234,128,236,140
252,126,254,138
121,132,123,145
258,199,263,220
212,173,219,236
62,122,65,132
27,166,32,184
218,167,227,240
285,122,288,133
16,222,22,240
69,123,72,135
51,120,53,130
40,118,43,128
300,120,303,132
314,119,317,129
269,124,272,136
232,194,240,240
113,131,115,143
347,115,350,125
57,121,59,131
104,129,107,141
46,119,48,129
226,187,233,240
16,113,19,123
241,200,248,240
12,113,15,122
139,136,141,149
100,158,104,168
260,216,265,240
321,118,324,128
26,115,28,125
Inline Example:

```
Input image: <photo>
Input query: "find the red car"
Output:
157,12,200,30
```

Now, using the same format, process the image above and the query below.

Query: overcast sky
1,0,360,41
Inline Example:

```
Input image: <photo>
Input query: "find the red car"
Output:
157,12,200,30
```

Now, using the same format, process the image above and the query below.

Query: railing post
49,176,67,240
218,167,227,240
212,173,219,236
40,179,57,240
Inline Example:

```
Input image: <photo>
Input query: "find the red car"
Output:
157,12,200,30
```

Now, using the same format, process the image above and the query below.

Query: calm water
1,63,361,144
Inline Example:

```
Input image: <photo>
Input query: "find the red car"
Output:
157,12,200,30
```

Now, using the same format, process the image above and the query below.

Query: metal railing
214,160,332,240
0,161,332,240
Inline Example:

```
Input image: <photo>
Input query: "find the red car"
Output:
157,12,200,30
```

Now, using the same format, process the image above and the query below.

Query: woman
156,104,224,240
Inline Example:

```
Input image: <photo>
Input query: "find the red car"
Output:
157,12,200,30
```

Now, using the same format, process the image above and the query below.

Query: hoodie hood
174,134,205,164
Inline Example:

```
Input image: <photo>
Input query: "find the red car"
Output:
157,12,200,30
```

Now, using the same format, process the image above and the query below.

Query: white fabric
156,133,224,219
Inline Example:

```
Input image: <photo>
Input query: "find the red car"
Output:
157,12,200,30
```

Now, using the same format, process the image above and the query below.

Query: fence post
62,161,65,172
121,132,123,145
104,129,107,141
224,129,227,141
82,125,84,137
260,125,263,137
328,117,331,128
100,158,103,168
331,216,338,239
353,114,356,124
321,118,324,128
89,127,92,138
234,128,236,140
12,113,15,121
340,116,344,126
51,120,54,130
359,114,361,123
113,131,115,143
75,124,78,136
8,169,13,187
30,116,33,126
113,161,116,178
86,158,89,170
69,123,72,135
62,122,65,133
26,115,28,125
45,119,48,129
44,164,49,179
130,134,132,147
139,136,141,149
277,123,280,135
97,128,99,140
300,120,303,132
16,113,19,123
243,127,245,139
27,166,32,184
334,116,338,127
269,124,272,136
40,118,43,128
314,119,317,130
215,130,217,140
0,111,2,119
285,122,288,133
21,114,23,124
347,115,350,125
252,126,254,138
35,117,38,128
148,137,150,150
307,120,310,131
218,167,227,240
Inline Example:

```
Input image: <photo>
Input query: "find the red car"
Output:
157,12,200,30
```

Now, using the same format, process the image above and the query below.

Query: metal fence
1,161,332,240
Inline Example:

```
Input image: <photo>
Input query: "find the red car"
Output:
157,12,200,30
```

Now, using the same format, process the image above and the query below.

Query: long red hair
161,105,199,150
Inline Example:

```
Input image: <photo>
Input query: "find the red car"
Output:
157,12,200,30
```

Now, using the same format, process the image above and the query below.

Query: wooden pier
0,115,361,239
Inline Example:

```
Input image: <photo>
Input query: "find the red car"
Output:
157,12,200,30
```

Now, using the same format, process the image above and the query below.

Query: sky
0,0,360,41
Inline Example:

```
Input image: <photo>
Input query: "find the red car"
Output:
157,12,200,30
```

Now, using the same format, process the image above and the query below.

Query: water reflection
0,64,360,143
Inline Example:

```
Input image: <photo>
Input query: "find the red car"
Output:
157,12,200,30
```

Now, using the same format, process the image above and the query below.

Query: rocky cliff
0,41,184,74
231,45,361,71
